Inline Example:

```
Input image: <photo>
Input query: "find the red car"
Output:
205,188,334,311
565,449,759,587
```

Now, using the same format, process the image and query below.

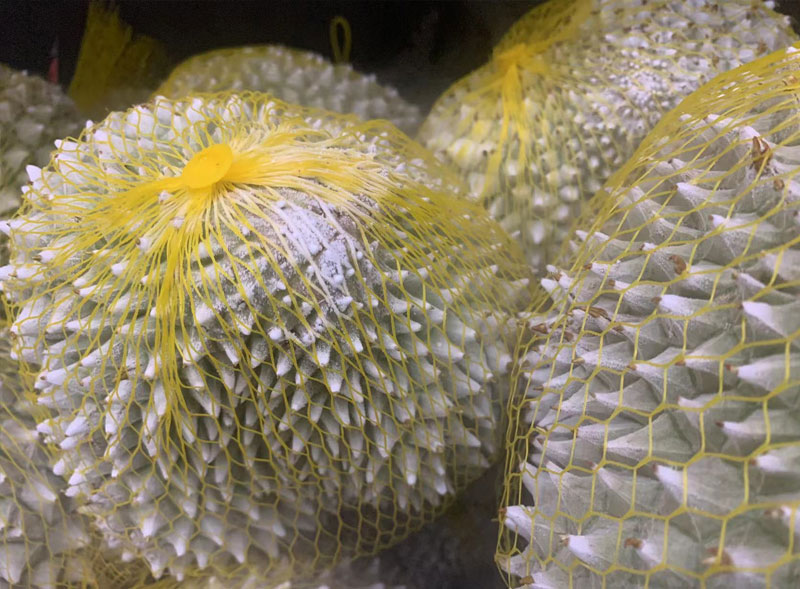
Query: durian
498,45,800,587
417,0,797,273
0,328,91,587
155,45,421,135
0,92,532,585
0,64,83,216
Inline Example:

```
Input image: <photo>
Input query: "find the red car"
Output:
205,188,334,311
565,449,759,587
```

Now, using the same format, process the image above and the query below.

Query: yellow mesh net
417,0,797,274
0,91,533,586
154,46,421,136
499,43,800,587
69,2,168,120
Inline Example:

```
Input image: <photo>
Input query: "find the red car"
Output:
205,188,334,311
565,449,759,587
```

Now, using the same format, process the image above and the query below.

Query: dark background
0,0,544,111
2,1,799,111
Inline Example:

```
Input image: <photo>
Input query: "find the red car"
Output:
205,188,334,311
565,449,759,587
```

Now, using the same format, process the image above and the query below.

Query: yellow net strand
329,16,353,65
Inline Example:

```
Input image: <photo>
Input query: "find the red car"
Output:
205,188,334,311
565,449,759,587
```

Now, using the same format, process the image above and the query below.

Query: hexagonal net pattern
498,44,800,588
417,0,796,274
154,45,421,136
0,91,533,587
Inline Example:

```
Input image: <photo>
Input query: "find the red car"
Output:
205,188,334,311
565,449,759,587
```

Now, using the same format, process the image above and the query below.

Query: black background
0,1,543,110
2,1,799,111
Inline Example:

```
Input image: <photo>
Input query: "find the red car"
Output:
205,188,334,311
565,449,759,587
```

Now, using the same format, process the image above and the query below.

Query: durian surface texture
417,0,797,273
498,44,800,588
155,45,421,136
0,64,84,216
0,328,166,589
0,327,92,588
0,91,532,587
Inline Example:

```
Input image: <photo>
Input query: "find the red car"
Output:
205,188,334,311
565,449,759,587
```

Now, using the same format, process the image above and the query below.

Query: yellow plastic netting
417,0,797,273
0,91,534,587
499,44,800,587
69,1,168,120
154,45,421,136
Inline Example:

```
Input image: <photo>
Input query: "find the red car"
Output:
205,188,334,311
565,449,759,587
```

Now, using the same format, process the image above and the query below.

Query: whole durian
0,64,83,216
0,92,532,585
154,45,421,135
498,45,800,588
417,0,797,273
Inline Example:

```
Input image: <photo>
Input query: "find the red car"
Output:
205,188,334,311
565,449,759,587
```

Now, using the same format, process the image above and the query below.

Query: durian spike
500,42,800,588
68,1,167,119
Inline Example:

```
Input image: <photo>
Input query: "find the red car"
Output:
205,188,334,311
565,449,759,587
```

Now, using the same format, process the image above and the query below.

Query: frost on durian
417,0,797,273
155,45,421,136
498,45,800,588
0,92,532,585
0,64,83,216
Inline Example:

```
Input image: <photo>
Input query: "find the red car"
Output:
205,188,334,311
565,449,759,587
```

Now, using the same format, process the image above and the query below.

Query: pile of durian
0,1,799,588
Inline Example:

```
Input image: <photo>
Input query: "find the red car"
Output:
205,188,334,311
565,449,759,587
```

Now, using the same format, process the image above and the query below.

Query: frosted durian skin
417,0,797,274
1,93,532,584
499,46,800,588
0,64,83,216
155,45,422,136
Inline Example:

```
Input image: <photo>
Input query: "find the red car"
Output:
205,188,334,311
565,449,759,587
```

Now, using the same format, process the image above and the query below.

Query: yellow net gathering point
417,0,797,274
494,44,529,73
0,91,533,585
492,44,549,81
181,143,234,189
499,44,800,588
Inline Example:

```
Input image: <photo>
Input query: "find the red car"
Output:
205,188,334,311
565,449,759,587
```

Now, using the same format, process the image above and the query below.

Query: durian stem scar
181,143,234,189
